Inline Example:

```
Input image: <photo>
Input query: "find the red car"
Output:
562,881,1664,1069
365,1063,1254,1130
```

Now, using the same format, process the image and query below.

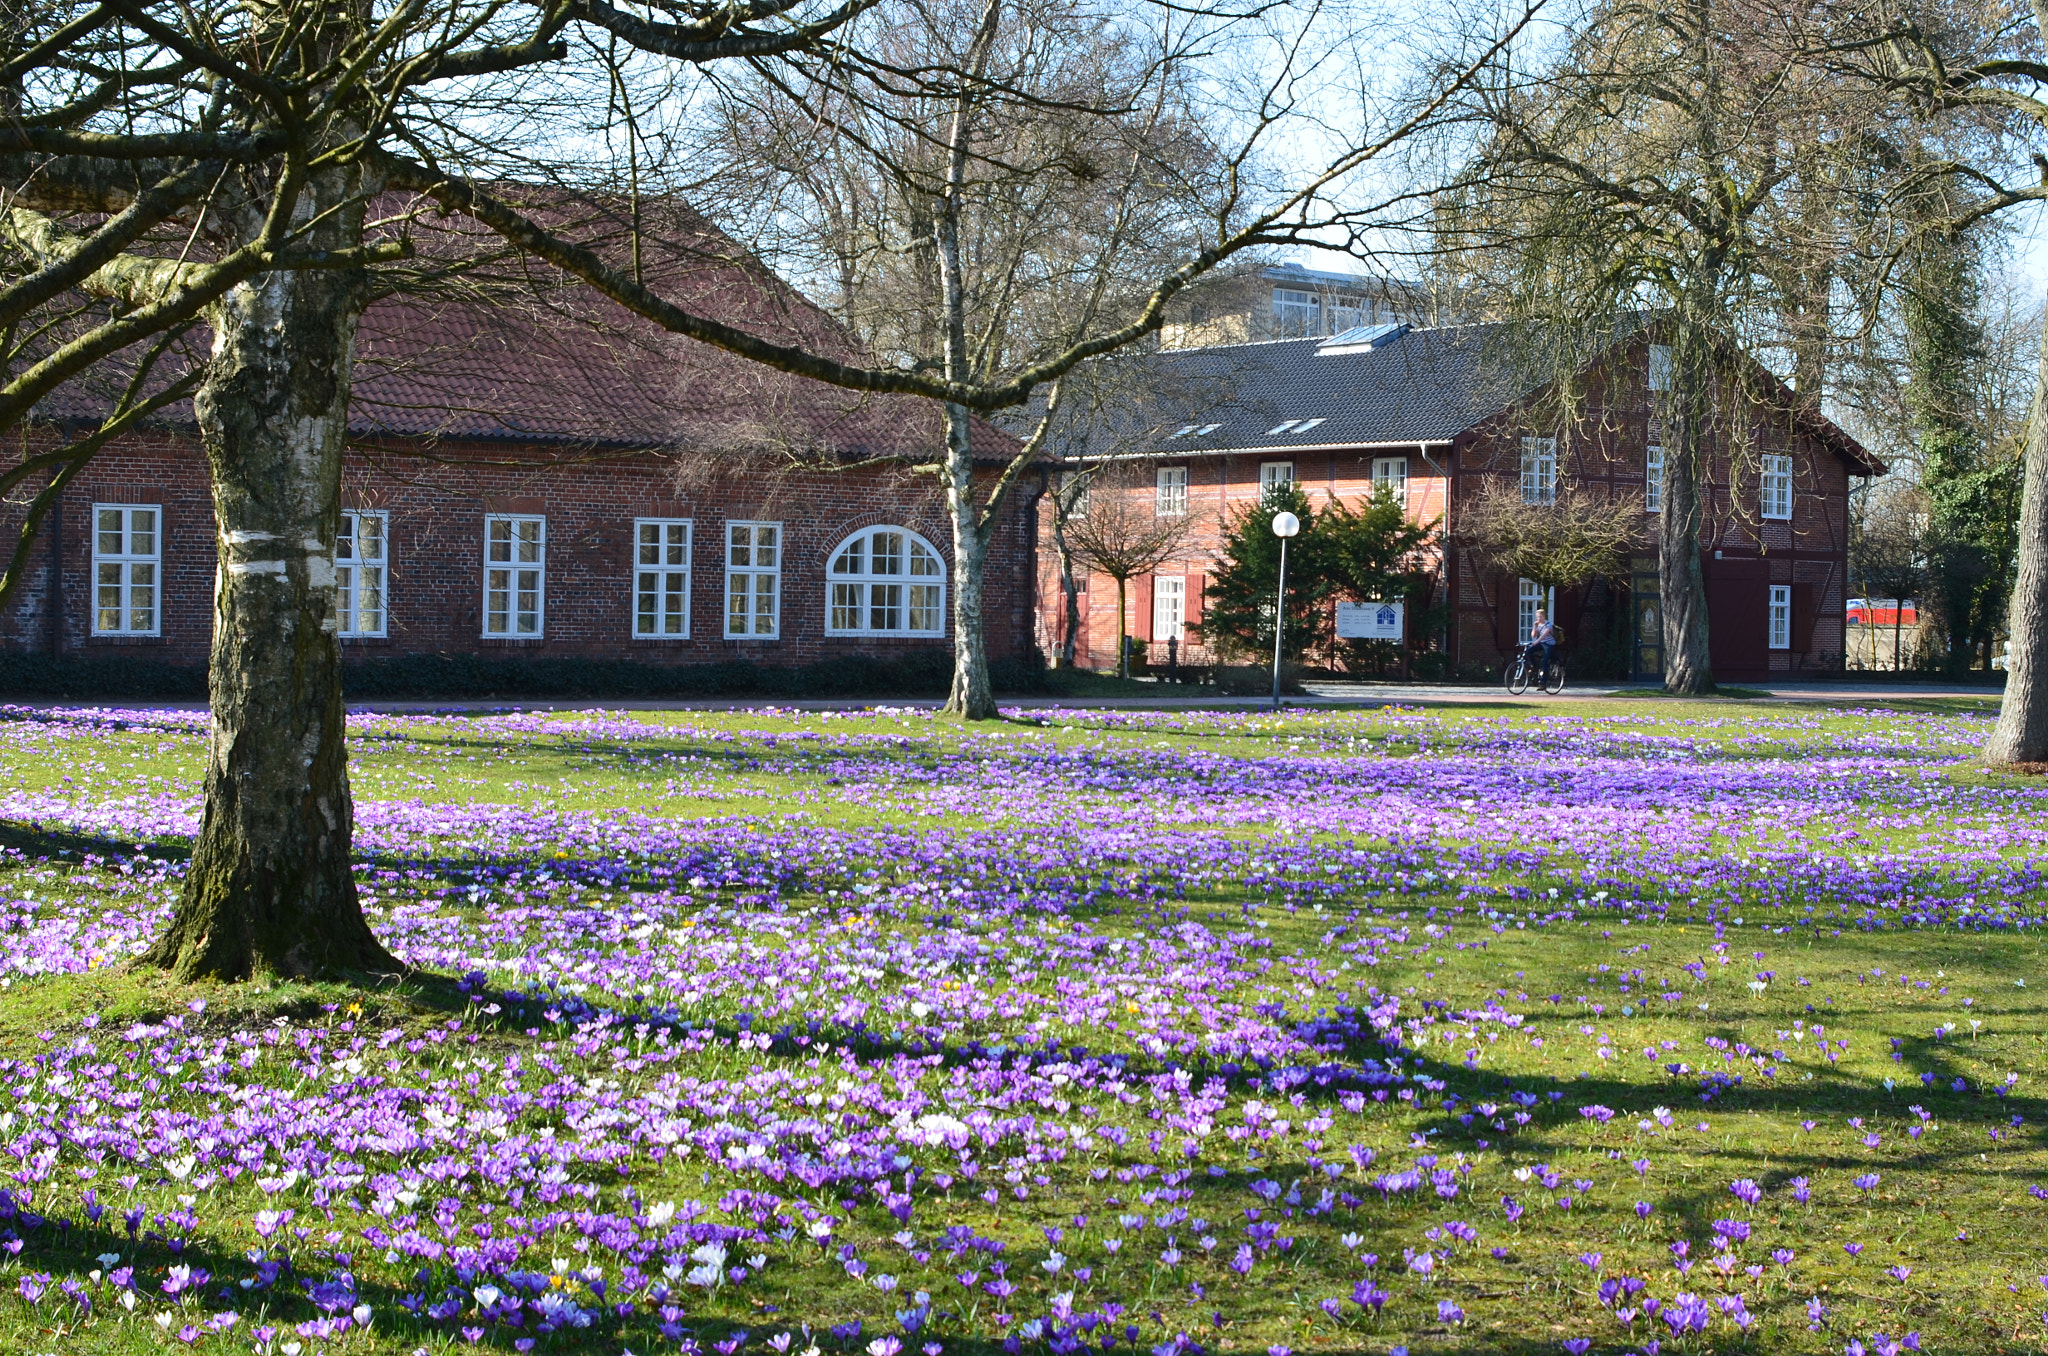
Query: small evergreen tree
1202,484,1337,663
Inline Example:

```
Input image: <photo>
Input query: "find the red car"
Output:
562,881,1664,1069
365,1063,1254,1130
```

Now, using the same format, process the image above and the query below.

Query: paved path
329,682,2000,713
55,683,2004,715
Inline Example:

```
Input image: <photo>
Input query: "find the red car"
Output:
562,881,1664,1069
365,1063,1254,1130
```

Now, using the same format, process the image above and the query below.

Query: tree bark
941,400,998,720
1984,307,2048,766
1659,325,1716,695
143,183,398,982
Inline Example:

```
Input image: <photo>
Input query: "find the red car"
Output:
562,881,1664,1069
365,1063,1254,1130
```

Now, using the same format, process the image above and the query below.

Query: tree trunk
1985,307,2048,766
941,400,998,720
1659,329,1715,695
1115,579,1130,678
144,195,398,981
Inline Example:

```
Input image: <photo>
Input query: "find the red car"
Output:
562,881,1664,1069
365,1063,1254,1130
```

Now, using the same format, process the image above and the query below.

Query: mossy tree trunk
143,172,398,982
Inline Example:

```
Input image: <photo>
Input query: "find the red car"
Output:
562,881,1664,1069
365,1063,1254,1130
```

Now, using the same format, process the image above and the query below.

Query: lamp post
1270,510,1300,708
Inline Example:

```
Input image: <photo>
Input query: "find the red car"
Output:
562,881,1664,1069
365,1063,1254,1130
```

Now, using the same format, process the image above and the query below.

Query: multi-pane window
1760,453,1794,520
1648,344,1673,392
1372,456,1409,504
1272,288,1320,335
1645,444,1665,513
827,526,945,636
482,515,545,637
1153,576,1186,641
1156,466,1188,517
1769,584,1792,650
1520,437,1558,505
1260,461,1295,491
1517,578,1556,645
633,518,693,638
336,510,387,637
725,521,781,638
92,504,160,636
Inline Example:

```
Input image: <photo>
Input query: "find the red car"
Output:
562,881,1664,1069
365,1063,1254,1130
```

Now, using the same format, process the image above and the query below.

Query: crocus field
0,697,2044,1356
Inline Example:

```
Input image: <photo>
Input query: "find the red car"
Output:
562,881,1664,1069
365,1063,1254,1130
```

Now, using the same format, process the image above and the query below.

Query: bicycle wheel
1543,659,1566,694
1505,655,1531,695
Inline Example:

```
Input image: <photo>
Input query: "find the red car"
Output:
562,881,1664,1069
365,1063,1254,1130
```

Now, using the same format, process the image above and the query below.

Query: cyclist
1526,609,1558,684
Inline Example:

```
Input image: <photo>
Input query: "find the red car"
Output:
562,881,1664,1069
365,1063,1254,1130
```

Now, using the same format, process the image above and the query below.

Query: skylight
1196,423,1222,435
1268,418,1326,437
1166,425,1198,439
1294,417,1326,432
1267,420,1300,435
1318,322,1409,355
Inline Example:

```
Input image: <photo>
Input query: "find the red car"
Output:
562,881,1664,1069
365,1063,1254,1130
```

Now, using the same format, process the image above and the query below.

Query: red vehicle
1846,597,1917,628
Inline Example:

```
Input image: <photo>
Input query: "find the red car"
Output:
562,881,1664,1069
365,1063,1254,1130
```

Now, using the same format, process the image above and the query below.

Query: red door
1706,557,1770,682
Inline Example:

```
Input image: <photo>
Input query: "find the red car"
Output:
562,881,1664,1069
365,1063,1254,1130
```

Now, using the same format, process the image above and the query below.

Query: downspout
1417,441,1450,670
48,479,63,656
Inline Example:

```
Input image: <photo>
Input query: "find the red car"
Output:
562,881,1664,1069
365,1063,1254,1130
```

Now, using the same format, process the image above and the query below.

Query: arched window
827,526,946,636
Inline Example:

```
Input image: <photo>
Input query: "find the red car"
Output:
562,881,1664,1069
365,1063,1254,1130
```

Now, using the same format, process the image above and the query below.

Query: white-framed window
1260,461,1295,491
1153,575,1186,641
725,521,781,639
1649,344,1673,392
336,510,387,638
482,514,545,637
1272,288,1319,335
1372,456,1409,503
1520,437,1557,505
1769,584,1792,650
92,504,160,636
1645,444,1665,513
633,518,693,638
1156,466,1188,517
1761,453,1794,520
827,525,946,636
1517,578,1556,645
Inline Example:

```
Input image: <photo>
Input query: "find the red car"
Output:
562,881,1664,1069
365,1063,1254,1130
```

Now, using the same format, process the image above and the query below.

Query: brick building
1,233,1037,676
1040,321,1882,683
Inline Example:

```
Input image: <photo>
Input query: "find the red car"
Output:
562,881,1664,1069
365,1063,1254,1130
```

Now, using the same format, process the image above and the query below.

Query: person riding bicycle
1526,610,1558,682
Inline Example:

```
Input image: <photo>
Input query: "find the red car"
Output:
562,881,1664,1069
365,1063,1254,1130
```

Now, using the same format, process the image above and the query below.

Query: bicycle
1502,645,1566,695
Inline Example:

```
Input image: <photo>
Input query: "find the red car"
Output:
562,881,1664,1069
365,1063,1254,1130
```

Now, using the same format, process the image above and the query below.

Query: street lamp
1270,510,1300,708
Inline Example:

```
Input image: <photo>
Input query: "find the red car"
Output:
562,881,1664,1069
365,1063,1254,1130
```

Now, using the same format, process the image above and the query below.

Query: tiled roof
1041,319,1883,476
34,196,1015,465
1051,323,1530,457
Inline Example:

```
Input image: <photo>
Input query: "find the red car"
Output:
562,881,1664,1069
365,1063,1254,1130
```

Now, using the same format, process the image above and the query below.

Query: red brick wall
1,432,1039,668
1037,451,1449,669
1445,342,1858,679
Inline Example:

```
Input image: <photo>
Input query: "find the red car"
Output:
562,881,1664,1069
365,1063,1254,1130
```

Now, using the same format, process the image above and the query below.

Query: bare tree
0,0,870,982
1436,0,1886,694
1457,478,1643,590
1062,462,1196,676
378,0,1549,718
